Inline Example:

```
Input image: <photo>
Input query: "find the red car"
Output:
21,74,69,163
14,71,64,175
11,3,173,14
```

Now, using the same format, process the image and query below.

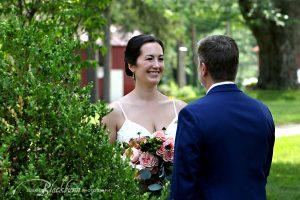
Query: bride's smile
130,42,164,85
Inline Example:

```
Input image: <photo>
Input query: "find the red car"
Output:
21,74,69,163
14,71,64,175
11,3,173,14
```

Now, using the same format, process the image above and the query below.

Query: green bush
160,81,205,103
0,16,148,199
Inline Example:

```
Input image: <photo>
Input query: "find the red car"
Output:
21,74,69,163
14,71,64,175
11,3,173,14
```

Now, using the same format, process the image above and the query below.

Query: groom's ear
200,62,208,77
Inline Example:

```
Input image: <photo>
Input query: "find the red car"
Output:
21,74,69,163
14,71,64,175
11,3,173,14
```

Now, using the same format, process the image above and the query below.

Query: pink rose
163,137,174,149
156,145,165,156
163,149,174,162
139,152,159,168
153,131,166,141
130,148,141,163
156,137,174,156
123,147,141,163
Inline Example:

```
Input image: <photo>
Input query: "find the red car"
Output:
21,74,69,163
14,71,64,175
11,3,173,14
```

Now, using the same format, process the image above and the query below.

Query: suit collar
206,83,241,95
206,81,235,94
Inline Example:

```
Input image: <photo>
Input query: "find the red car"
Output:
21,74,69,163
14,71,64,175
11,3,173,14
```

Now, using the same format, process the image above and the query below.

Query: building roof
79,25,141,46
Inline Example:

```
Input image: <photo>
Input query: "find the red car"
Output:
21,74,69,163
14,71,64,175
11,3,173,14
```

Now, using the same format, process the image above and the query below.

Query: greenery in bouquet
122,130,175,194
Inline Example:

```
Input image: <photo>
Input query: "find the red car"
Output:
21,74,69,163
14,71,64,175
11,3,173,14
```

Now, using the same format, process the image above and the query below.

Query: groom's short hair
197,35,239,82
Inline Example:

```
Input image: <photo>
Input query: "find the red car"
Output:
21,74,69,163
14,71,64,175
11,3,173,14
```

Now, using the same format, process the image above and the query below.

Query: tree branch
17,0,24,17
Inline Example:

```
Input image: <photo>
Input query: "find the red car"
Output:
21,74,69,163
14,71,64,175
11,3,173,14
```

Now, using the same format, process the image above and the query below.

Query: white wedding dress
116,100,178,143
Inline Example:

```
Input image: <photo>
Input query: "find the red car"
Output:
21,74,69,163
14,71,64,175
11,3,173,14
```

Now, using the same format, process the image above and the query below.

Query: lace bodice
116,100,178,143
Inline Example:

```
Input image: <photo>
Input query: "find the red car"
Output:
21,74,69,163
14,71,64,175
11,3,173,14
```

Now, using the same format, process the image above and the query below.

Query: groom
170,35,275,200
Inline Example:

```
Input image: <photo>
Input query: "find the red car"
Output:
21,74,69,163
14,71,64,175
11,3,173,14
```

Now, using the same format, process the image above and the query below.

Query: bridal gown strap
116,100,178,143
164,100,178,138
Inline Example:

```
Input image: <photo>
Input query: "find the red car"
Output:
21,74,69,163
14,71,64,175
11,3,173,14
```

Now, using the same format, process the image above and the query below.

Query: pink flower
163,137,174,149
153,130,166,141
163,149,174,162
123,147,141,163
156,144,165,156
130,148,141,163
139,152,159,168
156,137,174,156
156,137,174,162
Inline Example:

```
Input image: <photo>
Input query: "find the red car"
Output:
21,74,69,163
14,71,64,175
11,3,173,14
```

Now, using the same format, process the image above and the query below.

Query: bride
102,34,186,143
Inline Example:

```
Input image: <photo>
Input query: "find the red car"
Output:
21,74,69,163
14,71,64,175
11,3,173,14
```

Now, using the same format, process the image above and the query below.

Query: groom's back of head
197,35,239,82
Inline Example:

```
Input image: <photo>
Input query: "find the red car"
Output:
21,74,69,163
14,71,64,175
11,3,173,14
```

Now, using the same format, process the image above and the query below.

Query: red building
80,28,140,102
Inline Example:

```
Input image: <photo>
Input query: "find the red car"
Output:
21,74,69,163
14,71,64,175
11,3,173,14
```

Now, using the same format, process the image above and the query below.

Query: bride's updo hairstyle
124,34,164,77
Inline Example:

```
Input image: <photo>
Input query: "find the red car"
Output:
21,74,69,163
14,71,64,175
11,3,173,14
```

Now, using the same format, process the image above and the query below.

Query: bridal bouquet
122,129,174,192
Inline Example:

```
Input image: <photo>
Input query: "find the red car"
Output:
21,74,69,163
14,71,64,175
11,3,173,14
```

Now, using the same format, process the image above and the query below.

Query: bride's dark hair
124,34,164,77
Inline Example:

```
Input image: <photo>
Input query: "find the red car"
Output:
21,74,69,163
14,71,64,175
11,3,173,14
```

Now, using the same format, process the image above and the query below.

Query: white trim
206,81,235,94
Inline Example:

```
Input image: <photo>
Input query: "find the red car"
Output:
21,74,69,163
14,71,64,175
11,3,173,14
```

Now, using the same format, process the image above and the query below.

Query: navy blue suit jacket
170,84,275,200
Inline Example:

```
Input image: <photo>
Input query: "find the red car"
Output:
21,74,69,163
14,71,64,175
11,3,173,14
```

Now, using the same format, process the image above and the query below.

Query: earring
132,73,135,80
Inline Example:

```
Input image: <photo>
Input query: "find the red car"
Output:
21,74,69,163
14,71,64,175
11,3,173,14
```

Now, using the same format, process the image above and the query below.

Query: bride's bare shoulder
106,94,133,116
174,99,187,111
107,101,123,116
102,100,125,124
159,93,187,111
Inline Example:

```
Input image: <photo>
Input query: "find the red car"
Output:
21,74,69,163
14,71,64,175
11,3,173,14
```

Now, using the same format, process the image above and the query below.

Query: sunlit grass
244,90,300,125
176,87,300,125
267,135,300,200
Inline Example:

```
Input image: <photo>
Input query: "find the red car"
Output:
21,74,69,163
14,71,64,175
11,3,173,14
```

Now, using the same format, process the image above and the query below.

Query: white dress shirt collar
206,81,235,94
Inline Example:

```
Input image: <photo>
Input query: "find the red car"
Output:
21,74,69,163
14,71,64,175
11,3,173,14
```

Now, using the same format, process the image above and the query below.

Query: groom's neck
204,79,215,91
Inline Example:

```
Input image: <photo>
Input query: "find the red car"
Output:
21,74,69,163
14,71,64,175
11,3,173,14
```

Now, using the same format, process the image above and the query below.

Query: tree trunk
191,23,199,87
255,27,297,89
225,20,231,36
103,7,111,102
177,41,187,87
86,46,99,103
239,0,299,89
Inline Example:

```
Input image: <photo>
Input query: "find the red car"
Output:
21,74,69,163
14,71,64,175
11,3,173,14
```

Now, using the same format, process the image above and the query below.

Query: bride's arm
102,103,120,144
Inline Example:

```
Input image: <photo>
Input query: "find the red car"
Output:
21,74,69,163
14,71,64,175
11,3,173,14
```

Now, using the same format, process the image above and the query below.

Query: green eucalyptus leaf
139,168,152,180
148,183,162,191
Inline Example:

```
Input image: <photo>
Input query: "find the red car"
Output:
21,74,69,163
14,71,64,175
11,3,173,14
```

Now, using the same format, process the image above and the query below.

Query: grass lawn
267,135,300,200
180,88,300,125
244,90,300,125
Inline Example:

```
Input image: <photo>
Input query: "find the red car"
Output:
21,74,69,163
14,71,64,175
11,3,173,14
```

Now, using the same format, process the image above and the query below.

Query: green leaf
139,168,151,180
148,183,162,191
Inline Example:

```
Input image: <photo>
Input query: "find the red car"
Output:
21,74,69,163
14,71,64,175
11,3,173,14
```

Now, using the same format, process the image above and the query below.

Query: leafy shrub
0,16,148,199
160,81,204,103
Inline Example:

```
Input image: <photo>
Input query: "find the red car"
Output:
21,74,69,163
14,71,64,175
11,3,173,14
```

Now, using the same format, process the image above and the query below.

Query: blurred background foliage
110,0,299,90
111,0,255,87
0,0,298,91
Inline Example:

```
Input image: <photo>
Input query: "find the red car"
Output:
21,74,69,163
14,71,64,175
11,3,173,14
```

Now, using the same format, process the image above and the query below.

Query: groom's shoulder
181,96,208,112
242,92,270,109
190,94,212,105
239,92,274,121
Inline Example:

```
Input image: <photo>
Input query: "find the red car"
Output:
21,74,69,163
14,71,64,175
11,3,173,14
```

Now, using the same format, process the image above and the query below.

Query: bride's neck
133,84,160,101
